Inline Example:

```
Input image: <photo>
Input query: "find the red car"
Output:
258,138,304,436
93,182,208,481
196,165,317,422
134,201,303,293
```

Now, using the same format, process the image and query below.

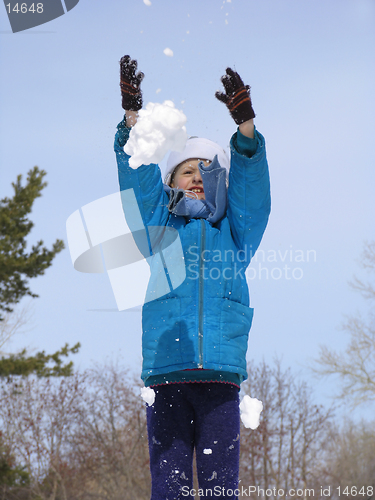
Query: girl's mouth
190,187,204,194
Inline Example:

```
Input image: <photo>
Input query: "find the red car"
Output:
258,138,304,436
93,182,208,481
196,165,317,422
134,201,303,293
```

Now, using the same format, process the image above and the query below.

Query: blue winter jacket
115,119,271,383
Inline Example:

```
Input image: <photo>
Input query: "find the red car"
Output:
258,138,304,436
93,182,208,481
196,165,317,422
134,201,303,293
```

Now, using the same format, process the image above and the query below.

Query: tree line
1,360,374,500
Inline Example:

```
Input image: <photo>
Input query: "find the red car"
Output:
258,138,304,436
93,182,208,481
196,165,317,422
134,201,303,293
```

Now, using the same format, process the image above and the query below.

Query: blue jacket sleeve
234,127,258,158
227,129,271,261
114,115,170,230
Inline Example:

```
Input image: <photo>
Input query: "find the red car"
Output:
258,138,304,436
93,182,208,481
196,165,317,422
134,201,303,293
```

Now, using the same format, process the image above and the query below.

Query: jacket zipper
198,219,206,368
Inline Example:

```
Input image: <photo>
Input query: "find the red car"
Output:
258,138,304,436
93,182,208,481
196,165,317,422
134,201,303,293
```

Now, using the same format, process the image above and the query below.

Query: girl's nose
193,171,202,183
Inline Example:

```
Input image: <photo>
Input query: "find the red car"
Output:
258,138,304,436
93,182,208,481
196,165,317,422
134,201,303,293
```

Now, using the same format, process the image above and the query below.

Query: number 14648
6,3,44,13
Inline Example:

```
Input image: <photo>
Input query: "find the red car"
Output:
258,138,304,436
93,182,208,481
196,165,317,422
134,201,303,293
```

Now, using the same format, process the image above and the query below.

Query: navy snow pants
146,382,240,499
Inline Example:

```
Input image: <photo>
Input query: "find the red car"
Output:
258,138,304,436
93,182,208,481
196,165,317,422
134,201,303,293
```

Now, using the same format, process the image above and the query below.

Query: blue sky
1,0,374,419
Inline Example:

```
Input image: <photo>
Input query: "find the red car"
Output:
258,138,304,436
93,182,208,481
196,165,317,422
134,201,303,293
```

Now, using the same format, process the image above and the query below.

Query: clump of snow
143,0,151,6
141,387,155,406
163,47,174,57
203,448,212,454
124,100,187,169
156,88,161,94
239,395,263,429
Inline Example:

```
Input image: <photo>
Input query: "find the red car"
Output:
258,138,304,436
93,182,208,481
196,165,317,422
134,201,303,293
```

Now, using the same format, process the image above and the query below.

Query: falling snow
141,386,155,406
163,47,174,57
239,395,263,429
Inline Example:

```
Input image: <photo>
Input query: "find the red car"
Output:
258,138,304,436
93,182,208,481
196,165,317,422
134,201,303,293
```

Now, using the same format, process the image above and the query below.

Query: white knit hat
163,137,230,185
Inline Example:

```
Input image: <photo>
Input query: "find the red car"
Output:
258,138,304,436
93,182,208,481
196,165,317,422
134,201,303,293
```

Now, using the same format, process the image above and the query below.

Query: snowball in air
239,395,263,429
163,47,174,57
143,0,151,6
124,100,187,169
141,387,155,406
203,448,212,454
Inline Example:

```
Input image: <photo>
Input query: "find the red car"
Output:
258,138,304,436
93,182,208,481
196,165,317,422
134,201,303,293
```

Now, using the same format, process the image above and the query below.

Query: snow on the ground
163,48,174,57
239,395,263,429
141,387,155,406
124,100,187,169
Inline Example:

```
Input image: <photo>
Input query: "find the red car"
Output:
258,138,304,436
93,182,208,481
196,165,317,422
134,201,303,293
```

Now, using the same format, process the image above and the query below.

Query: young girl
115,56,271,499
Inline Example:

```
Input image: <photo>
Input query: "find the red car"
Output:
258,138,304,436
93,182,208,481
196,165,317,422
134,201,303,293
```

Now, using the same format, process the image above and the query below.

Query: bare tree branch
311,241,375,408
0,303,34,355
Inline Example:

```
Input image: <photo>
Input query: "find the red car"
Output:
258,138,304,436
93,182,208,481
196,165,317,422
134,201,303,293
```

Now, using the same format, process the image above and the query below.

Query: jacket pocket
142,297,197,371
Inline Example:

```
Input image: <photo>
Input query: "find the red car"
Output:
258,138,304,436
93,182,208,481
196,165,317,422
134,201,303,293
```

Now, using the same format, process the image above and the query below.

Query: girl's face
170,158,211,200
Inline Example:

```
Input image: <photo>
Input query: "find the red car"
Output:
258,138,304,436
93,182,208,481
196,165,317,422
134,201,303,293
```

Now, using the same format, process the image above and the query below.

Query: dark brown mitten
120,55,144,111
215,67,255,124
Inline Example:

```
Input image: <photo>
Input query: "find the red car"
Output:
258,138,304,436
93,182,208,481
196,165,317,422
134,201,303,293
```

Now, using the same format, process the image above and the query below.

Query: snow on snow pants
146,382,240,500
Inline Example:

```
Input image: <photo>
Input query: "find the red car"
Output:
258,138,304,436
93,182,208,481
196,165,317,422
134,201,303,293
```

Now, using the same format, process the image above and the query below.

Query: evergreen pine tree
0,167,79,377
